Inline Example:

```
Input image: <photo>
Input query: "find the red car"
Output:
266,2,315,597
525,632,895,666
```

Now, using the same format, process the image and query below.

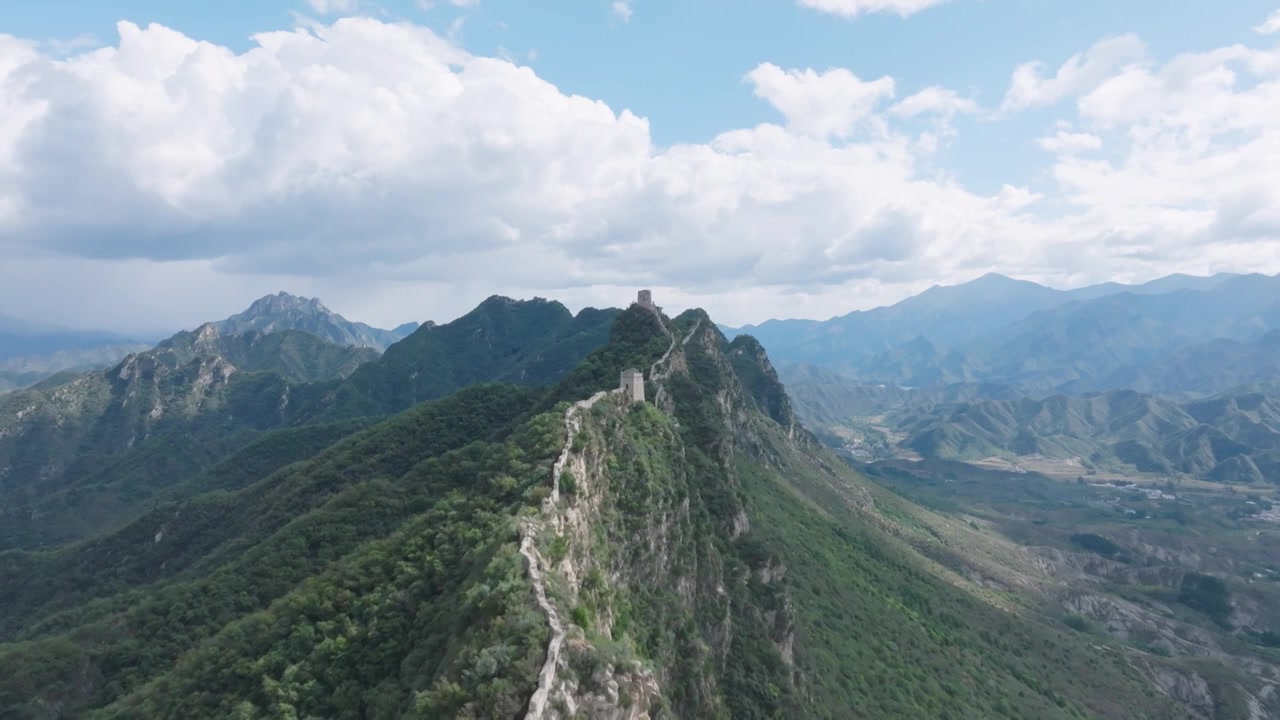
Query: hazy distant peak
215,292,416,352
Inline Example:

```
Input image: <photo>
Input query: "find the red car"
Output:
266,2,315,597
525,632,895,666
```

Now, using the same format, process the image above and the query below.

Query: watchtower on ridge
636,290,654,310
620,368,645,403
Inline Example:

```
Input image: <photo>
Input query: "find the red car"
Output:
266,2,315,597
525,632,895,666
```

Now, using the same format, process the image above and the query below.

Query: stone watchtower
620,368,645,403
637,289,654,310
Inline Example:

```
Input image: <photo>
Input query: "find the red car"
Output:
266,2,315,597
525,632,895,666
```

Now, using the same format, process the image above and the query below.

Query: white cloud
797,0,948,19
1037,131,1102,154
0,18,1277,330
889,87,977,118
308,0,359,14
1002,34,1146,111
1033,40,1280,271
745,63,895,139
612,2,633,23
1257,9,1280,34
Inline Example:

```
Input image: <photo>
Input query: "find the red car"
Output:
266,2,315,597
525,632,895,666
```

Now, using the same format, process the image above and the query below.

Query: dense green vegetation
0,384,554,717
1178,572,1233,628
0,298,616,552
538,304,669,409
860,456,1280,717
300,297,619,422
3,295,1268,719
737,440,1177,718
884,388,1280,485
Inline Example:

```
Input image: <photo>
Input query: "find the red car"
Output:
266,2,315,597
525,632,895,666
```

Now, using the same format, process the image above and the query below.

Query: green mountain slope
889,388,1280,484
0,297,617,552
0,343,154,395
0,290,409,395
0,301,1208,719
0,326,376,549
1074,330,1280,397
293,296,619,422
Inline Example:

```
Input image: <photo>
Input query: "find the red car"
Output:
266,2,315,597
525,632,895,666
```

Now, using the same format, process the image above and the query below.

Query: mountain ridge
0,299,1200,718
0,296,617,551
752,273,1280,397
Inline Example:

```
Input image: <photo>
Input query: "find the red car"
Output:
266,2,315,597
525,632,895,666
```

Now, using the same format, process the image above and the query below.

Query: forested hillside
0,298,615,551
1,300,1231,719
887,388,1280,484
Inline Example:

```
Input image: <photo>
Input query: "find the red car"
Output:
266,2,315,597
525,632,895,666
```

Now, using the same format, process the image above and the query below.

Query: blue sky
2,0,1279,331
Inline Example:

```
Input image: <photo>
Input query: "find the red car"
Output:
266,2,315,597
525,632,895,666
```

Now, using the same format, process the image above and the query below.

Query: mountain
727,272,1069,369
294,296,620,422
777,363,1019,428
723,272,1246,372
215,291,418,351
151,323,379,384
0,297,617,552
777,363,917,423
0,315,153,363
0,342,154,395
857,274,1280,395
0,301,1210,719
0,316,155,394
0,325,378,549
1068,330,1280,397
0,293,414,396
888,388,1280,484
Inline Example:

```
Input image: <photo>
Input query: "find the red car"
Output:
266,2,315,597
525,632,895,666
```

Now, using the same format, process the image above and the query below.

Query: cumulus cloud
1257,9,1280,34
889,87,977,118
745,63,895,139
0,17,1276,330
1034,39,1280,272
796,0,948,19
1002,34,1146,111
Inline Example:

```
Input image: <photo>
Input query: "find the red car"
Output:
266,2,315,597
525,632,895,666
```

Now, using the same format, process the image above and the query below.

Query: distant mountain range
0,316,155,394
0,292,418,395
725,272,1243,368
0,316,154,362
777,363,1018,426
733,272,1280,398
886,388,1280,485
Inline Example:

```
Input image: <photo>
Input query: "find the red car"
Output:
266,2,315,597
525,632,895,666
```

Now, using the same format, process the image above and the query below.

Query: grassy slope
735,421,1182,719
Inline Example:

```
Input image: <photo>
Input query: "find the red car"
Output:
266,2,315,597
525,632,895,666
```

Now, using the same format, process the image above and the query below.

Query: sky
2,0,1279,334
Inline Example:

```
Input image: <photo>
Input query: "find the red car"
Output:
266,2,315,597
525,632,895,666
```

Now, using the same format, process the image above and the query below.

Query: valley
757,272,1280,719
